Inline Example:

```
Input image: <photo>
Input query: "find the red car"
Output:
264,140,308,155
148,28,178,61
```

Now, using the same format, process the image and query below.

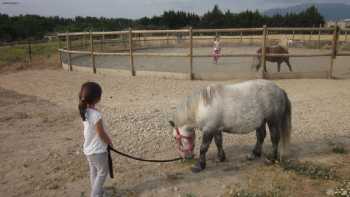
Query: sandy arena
0,68,350,197
64,46,350,79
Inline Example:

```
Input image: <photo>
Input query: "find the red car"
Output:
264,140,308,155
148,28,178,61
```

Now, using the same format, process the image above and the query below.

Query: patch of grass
184,193,197,197
224,183,285,197
178,158,197,166
328,141,347,154
31,41,58,57
165,172,185,181
0,45,28,65
334,181,350,197
232,190,261,197
281,160,337,180
332,145,347,154
0,41,58,66
230,189,282,197
104,187,136,197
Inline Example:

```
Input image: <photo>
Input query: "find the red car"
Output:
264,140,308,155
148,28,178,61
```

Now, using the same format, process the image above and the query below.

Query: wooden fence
1,39,52,64
57,26,350,80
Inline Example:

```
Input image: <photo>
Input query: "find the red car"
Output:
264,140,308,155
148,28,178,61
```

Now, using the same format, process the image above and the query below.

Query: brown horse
252,45,293,72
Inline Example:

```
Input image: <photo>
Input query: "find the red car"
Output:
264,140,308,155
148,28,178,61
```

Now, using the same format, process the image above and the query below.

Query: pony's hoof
264,157,275,165
246,153,259,161
191,162,205,173
216,154,226,162
266,153,278,162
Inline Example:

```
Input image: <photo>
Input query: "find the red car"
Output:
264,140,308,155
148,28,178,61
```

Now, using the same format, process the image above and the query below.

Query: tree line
0,5,324,42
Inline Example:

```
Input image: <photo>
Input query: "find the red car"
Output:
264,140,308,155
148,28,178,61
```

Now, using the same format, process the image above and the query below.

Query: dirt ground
0,68,350,197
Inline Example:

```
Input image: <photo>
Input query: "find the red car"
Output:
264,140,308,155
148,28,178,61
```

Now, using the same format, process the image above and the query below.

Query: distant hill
264,3,350,21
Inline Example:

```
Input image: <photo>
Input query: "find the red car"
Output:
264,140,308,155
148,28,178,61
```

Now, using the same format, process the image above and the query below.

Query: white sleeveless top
213,41,220,50
83,108,109,155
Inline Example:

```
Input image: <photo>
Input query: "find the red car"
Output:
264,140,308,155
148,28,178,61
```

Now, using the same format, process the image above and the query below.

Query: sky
0,0,349,19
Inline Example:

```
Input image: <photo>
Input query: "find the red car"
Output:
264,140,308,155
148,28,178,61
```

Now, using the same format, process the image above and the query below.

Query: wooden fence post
58,35,63,66
261,25,267,78
123,33,128,50
240,31,243,43
83,34,86,49
329,25,339,79
66,32,72,71
189,27,193,80
140,33,144,48
250,33,253,45
345,30,348,42
309,28,312,42
80,34,84,49
101,31,105,51
318,24,322,49
90,30,96,74
58,35,61,49
166,32,169,45
27,40,32,64
129,27,135,76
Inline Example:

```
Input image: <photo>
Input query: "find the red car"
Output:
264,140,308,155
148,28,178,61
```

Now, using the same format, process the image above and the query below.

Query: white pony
169,80,291,173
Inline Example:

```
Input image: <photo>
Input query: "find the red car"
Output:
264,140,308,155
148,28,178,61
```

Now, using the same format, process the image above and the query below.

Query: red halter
175,128,195,156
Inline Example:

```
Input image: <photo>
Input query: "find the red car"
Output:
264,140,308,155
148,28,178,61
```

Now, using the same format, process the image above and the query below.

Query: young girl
212,37,221,64
78,82,113,197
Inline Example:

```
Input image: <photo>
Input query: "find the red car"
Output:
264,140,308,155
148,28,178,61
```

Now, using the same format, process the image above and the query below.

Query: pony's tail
279,90,292,161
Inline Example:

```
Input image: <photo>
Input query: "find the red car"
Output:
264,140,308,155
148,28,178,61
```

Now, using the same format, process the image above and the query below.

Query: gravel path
0,69,350,196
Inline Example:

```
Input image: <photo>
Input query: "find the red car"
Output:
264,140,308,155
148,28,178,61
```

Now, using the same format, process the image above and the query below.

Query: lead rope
107,145,183,178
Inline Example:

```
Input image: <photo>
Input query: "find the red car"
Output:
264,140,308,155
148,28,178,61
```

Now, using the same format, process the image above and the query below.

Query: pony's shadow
116,133,350,195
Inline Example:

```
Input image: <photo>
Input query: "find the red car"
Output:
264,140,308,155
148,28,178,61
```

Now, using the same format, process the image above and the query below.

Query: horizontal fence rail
57,26,350,80
267,27,334,31
193,28,264,33
265,53,333,57
194,54,259,58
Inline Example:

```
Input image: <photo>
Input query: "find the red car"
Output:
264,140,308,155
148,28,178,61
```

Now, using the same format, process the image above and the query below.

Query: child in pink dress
212,37,221,64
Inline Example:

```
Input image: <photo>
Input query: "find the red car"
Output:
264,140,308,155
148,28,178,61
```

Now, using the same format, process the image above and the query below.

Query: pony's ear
168,120,175,128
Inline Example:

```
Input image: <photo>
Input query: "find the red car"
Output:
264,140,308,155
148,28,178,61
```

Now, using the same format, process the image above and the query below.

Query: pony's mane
174,85,223,127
